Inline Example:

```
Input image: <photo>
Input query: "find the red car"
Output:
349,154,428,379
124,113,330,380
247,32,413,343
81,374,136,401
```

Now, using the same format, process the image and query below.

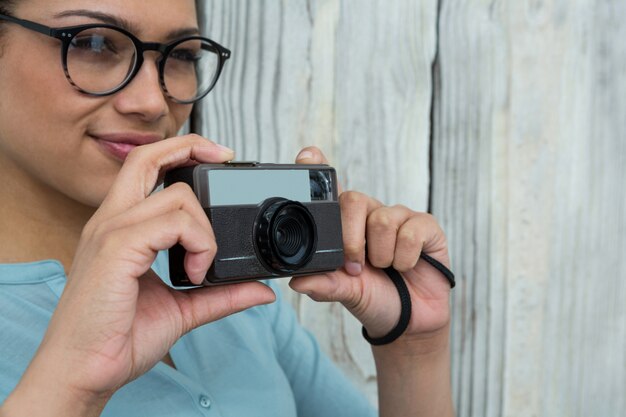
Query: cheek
1,40,79,141
0,40,194,208
0,49,120,206
172,105,194,132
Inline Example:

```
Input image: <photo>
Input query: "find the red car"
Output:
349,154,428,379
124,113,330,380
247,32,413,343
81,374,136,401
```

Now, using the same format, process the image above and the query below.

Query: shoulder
0,261,65,401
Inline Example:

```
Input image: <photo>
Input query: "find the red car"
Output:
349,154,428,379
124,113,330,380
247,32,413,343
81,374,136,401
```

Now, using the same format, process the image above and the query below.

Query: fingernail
296,150,314,161
345,261,362,275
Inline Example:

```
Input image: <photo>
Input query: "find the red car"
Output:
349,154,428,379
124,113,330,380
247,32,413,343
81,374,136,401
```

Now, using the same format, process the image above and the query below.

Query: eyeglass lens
65,27,221,103
164,38,220,102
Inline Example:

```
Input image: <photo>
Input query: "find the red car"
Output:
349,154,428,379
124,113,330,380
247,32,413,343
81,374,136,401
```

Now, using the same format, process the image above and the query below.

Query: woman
0,1,454,416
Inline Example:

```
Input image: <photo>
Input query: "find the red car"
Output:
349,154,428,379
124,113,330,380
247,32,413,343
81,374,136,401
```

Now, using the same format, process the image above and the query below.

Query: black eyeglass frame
0,13,231,104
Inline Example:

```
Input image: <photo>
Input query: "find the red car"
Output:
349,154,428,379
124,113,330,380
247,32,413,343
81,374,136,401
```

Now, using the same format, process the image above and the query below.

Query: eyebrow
53,10,200,40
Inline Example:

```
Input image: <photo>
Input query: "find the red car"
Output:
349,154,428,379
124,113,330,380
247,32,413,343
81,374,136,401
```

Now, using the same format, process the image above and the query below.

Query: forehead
16,0,199,39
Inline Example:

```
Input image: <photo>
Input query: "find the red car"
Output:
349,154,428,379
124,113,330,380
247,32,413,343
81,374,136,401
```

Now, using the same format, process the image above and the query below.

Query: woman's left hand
290,147,452,345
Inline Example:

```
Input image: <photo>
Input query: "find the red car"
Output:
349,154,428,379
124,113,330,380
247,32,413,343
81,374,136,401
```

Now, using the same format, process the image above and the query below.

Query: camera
164,162,344,286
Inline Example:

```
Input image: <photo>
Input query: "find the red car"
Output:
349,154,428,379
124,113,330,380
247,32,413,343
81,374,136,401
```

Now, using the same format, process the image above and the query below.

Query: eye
71,34,118,54
169,48,201,63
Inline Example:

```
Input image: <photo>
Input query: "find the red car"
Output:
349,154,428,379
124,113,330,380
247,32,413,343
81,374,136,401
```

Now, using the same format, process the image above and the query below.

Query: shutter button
199,395,211,408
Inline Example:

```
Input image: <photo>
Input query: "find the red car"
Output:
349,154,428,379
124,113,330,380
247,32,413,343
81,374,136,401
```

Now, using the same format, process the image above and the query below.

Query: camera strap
361,253,455,346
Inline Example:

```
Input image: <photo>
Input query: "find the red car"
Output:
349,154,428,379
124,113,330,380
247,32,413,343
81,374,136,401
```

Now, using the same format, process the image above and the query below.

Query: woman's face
0,0,198,207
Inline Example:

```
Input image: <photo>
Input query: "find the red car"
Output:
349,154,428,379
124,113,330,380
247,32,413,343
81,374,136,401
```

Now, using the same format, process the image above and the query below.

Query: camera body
164,162,344,286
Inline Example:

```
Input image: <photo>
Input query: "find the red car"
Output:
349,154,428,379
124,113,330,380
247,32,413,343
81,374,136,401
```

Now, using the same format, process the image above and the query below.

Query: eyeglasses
0,14,231,104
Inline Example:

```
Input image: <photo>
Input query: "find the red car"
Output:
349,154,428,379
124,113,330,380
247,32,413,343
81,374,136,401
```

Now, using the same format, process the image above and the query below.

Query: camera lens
255,198,317,273
275,217,304,257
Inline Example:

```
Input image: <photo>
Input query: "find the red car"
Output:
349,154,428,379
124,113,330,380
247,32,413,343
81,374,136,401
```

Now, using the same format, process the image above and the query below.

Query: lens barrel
255,198,317,274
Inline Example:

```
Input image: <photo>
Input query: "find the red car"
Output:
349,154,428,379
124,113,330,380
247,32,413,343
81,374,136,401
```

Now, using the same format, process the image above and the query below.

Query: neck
0,154,95,273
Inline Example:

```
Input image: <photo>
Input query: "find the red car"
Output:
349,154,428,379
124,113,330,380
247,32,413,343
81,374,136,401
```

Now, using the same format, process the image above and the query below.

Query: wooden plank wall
432,1,626,416
194,1,625,415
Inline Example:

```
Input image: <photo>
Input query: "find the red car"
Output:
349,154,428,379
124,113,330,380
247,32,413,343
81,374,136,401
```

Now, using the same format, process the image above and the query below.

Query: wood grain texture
194,0,438,406
432,1,626,416
194,0,625,415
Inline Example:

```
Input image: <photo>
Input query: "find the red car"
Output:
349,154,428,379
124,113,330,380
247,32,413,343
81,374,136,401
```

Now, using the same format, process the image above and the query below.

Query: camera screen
207,169,333,206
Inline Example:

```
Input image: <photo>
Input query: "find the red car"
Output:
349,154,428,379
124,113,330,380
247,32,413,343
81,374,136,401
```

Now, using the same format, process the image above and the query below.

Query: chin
65,176,116,209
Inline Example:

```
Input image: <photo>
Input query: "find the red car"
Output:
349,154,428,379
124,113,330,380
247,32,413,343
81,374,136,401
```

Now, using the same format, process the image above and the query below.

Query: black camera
164,162,344,286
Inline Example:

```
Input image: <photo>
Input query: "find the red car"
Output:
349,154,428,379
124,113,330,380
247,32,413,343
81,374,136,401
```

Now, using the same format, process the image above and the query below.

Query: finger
409,213,450,270
97,134,234,219
95,182,213,238
391,216,424,272
393,212,449,272
295,146,330,165
289,265,399,331
419,213,449,258
366,205,414,269
296,145,346,201
339,191,383,274
288,270,363,310
391,212,443,272
171,282,276,334
97,209,216,285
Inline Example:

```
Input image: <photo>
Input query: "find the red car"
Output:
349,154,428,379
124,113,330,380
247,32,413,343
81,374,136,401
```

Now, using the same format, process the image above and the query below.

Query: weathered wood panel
432,1,626,416
195,1,626,415
195,0,438,406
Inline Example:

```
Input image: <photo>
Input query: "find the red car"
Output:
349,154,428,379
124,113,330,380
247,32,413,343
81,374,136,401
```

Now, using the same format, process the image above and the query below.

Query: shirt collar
0,260,66,284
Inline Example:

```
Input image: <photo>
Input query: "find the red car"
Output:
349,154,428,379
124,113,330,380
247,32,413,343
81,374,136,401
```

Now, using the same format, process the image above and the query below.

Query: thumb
288,271,362,310
295,146,344,195
173,282,277,334
289,266,403,336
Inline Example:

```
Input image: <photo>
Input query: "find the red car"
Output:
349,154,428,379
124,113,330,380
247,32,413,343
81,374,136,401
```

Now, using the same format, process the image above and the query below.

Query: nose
112,54,169,123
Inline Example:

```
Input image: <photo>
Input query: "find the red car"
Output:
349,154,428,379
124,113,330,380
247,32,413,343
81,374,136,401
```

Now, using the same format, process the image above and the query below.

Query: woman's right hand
3,135,276,415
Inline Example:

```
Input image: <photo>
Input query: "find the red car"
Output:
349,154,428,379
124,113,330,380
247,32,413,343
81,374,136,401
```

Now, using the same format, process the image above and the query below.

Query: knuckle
170,181,196,200
168,183,205,218
340,190,366,206
367,208,395,231
183,134,201,147
174,209,195,228
174,210,213,247
124,144,145,164
392,204,409,212
368,250,392,268
146,154,164,174
343,240,365,256
205,240,218,258
417,212,445,238
398,227,421,248
424,212,436,221
421,212,438,227
125,146,160,175
221,286,241,314
185,133,212,148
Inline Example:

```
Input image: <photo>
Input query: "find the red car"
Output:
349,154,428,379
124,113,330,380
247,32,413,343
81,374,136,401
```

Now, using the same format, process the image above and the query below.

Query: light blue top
0,253,376,417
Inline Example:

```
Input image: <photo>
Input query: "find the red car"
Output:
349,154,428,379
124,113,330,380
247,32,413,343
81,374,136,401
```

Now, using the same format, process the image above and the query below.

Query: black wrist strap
362,253,455,346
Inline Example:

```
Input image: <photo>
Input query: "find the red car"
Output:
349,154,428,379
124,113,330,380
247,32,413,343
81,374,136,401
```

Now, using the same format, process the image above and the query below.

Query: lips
90,132,164,161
